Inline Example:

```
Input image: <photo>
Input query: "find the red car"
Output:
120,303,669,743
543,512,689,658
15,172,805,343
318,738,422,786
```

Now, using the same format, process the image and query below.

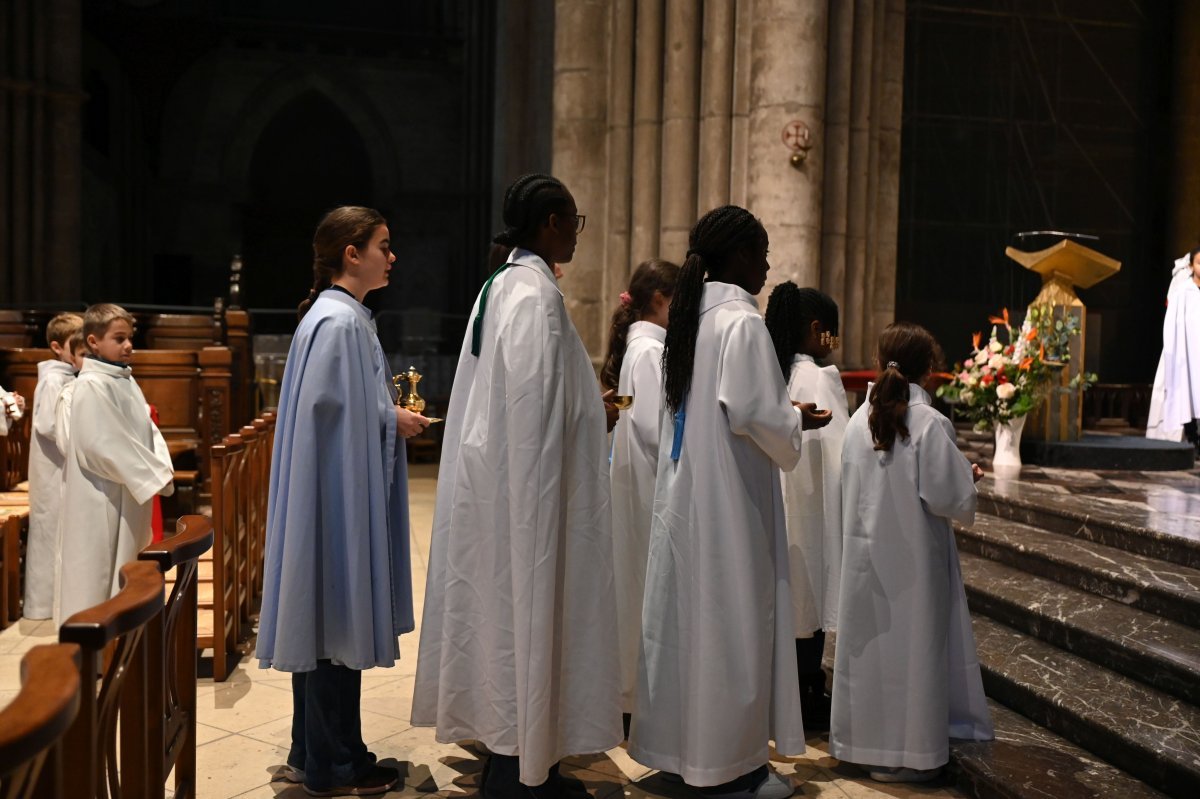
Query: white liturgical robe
831,383,993,771
411,249,622,786
782,354,848,636
1147,255,1200,441
55,358,174,623
23,360,76,619
610,320,666,711
628,281,806,786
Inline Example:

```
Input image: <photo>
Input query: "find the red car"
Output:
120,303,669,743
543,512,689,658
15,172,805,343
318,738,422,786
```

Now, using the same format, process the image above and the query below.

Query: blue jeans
289,660,371,790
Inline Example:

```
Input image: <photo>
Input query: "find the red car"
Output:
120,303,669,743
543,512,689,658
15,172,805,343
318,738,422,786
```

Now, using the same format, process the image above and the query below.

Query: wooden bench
1,503,29,625
0,643,82,799
203,436,244,682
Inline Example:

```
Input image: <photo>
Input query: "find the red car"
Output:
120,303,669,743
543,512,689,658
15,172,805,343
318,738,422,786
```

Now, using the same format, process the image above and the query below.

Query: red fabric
149,404,164,543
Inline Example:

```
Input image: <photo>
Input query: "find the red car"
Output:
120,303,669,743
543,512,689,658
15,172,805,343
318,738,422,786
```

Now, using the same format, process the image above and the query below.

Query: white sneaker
868,766,942,783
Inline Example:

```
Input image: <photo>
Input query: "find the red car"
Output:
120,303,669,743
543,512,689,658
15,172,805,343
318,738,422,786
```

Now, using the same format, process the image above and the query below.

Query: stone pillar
747,0,828,293
871,0,905,348
658,0,702,261
697,0,736,214
629,0,665,267
820,0,854,343
0,0,83,303
729,0,754,208
604,0,636,311
552,0,611,355
843,0,876,367
1170,0,1200,255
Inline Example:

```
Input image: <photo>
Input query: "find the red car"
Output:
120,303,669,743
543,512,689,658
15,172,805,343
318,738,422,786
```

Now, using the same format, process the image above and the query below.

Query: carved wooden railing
205,436,244,682
0,644,81,799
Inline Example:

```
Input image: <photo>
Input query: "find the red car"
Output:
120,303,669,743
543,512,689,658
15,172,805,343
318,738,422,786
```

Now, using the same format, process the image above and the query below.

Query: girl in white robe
24,314,83,620
1147,248,1200,442
628,206,831,799
412,174,623,797
599,258,680,724
764,283,847,729
831,322,992,783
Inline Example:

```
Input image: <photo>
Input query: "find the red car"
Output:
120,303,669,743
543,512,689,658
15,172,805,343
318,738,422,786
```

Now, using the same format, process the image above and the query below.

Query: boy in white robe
412,175,623,797
831,323,992,783
23,313,84,620
1147,248,1200,442
765,283,848,729
55,304,174,624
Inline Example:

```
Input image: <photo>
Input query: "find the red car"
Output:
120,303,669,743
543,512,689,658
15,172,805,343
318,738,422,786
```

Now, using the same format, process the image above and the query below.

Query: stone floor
0,463,965,799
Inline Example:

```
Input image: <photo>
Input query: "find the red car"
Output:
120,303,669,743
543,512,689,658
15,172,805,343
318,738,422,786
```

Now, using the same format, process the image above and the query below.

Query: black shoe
800,679,831,731
304,765,399,796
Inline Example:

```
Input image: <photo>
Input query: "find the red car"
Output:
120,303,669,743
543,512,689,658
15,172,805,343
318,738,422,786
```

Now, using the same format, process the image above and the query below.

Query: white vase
993,415,1026,476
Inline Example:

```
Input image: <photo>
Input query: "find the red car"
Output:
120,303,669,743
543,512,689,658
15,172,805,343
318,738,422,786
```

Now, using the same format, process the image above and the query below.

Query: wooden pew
48,560,164,799
203,436,244,681
1,510,28,625
135,515,214,799
0,643,82,799
232,427,258,628
1,415,29,491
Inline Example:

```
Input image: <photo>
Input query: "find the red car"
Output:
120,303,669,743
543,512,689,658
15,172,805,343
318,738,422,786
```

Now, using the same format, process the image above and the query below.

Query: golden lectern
1005,239,1121,441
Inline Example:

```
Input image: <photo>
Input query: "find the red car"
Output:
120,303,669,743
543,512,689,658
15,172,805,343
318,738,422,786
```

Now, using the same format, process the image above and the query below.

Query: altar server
600,257,679,723
56,304,175,623
764,283,847,729
831,322,992,783
23,313,83,620
1147,248,1200,442
412,174,623,797
628,206,831,799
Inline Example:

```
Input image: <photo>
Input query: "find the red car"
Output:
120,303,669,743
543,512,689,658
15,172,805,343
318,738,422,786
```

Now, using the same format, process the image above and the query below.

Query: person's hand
601,388,619,433
971,463,984,483
13,393,25,412
396,406,431,438
794,401,832,430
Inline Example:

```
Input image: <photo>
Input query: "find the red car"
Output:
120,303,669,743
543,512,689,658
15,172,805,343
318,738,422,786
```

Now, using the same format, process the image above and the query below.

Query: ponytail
299,205,386,320
766,282,841,380
601,258,680,391
868,322,943,451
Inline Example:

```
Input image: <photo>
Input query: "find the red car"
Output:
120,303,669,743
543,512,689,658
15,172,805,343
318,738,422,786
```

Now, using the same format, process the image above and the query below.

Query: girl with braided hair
764,282,848,731
628,206,830,799
831,323,991,783
600,258,679,728
413,174,623,798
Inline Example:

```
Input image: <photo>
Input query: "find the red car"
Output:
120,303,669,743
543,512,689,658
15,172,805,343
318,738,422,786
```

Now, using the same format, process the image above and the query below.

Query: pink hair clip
619,291,633,306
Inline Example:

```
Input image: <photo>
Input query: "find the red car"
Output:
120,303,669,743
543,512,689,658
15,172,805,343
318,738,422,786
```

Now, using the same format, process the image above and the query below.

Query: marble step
978,478,1200,570
954,514,1200,628
950,700,1168,799
972,615,1200,798
959,552,1200,705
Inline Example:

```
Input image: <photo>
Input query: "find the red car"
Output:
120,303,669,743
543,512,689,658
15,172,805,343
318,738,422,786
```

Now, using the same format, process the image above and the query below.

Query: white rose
996,382,1016,400
960,389,975,403
974,351,989,365
989,340,1003,353
965,374,979,388
988,354,1006,371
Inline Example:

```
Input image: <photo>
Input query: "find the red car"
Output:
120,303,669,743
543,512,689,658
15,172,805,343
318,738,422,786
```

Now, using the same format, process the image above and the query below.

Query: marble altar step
978,477,1200,570
959,551,1200,704
954,514,1200,627
971,615,1200,798
949,700,1168,799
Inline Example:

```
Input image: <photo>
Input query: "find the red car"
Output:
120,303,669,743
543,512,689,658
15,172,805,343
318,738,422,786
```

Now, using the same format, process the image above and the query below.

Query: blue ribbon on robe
670,394,687,462
471,263,512,357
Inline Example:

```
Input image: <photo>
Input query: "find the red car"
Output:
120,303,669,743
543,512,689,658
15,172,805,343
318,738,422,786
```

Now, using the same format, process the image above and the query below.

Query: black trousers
481,754,569,799
289,660,371,790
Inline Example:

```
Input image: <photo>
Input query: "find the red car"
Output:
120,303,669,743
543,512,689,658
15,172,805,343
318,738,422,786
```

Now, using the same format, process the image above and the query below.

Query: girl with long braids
764,282,848,731
600,258,679,729
628,206,830,799
413,174,623,798
257,206,428,797
831,323,991,783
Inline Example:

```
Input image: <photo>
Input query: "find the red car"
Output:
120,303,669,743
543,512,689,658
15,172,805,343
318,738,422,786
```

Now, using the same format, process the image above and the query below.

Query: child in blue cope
256,206,428,798
56,304,175,624
831,323,992,784
628,206,831,799
600,258,680,734
764,283,848,730
23,313,84,620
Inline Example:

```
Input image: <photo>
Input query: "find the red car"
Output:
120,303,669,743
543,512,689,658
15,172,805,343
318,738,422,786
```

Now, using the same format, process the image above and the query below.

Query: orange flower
988,307,1010,326
1019,357,1033,371
1039,342,1045,360
1025,328,1038,342
971,331,982,351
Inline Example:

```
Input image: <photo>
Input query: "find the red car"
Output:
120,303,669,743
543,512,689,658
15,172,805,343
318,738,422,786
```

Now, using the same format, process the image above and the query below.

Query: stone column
658,0,702,261
871,0,905,347
820,0,854,345
697,0,736,215
604,0,636,315
746,0,829,293
1169,0,1200,255
629,0,665,266
843,0,876,366
729,0,753,208
552,0,611,354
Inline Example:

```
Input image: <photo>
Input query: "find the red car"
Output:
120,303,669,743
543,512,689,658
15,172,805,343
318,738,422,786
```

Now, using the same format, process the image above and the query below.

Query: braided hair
663,205,768,414
299,206,386,319
494,174,572,248
868,322,944,451
600,258,681,391
764,282,840,380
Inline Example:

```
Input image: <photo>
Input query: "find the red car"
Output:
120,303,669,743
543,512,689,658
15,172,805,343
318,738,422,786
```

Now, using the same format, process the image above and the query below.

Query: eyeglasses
565,214,586,233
